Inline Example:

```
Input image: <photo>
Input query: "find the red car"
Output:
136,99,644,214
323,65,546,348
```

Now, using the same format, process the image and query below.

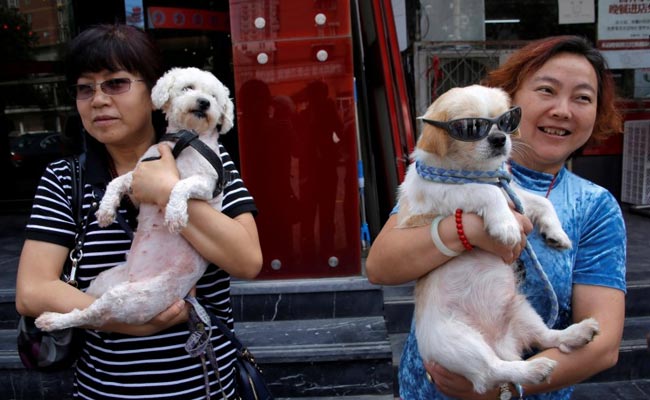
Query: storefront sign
602,48,650,69
124,0,144,29
147,7,229,31
597,0,650,49
558,0,595,24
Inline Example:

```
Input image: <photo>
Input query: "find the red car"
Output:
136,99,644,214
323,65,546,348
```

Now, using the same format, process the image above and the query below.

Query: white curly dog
398,85,600,394
35,67,234,331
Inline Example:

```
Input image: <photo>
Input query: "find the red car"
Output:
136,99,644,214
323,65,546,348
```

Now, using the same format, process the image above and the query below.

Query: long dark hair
483,35,622,144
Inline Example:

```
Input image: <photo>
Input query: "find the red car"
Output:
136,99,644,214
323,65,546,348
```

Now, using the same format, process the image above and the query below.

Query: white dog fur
399,85,600,393
35,67,234,331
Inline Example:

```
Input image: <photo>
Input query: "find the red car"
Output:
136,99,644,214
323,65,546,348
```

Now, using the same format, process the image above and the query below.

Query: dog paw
34,312,64,332
539,224,572,250
164,205,188,233
487,222,521,247
95,207,116,228
557,317,600,353
521,357,557,384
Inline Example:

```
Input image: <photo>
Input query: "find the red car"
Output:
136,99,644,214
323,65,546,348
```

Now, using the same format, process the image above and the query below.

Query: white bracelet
430,216,461,257
514,383,524,399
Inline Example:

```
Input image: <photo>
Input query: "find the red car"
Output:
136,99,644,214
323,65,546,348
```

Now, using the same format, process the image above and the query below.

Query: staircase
1,207,649,399
231,277,393,398
0,220,395,399
382,207,650,399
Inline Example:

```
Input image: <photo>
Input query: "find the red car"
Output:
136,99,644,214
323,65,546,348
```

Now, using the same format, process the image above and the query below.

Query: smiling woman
508,53,598,174
366,36,627,400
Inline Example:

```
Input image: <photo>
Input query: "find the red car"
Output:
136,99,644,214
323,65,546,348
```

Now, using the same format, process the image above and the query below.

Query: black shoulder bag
17,155,90,371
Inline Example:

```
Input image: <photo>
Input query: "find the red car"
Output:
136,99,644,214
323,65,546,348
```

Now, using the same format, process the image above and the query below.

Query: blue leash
416,160,559,327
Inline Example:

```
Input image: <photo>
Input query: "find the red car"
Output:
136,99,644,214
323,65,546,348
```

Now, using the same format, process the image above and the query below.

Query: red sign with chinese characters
147,7,229,31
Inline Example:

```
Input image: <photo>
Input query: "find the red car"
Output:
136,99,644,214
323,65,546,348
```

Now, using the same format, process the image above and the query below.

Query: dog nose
197,98,210,111
488,132,506,148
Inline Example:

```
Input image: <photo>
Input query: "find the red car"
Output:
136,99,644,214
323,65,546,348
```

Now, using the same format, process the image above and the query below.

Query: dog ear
151,69,176,110
218,96,235,134
417,111,449,157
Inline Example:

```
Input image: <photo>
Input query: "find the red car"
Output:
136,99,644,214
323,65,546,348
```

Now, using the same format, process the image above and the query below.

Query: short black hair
65,24,163,90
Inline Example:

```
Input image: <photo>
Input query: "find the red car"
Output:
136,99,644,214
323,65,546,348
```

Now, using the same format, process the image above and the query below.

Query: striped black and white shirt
25,143,256,400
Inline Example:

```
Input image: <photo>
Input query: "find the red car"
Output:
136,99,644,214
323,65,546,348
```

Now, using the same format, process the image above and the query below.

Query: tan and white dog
398,85,599,393
35,67,234,331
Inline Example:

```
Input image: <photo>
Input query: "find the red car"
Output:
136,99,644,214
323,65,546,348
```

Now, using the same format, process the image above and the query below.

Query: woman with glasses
366,36,626,400
15,24,262,399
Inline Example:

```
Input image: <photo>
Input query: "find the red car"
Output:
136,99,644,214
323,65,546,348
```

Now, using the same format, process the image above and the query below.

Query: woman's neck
510,154,565,175
106,137,155,176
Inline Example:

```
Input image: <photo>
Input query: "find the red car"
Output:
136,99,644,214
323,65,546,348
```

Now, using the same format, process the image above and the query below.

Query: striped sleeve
24,159,77,248
219,144,257,218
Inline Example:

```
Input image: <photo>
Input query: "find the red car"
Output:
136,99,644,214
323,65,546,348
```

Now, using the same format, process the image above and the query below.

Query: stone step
231,276,384,322
239,316,393,398
0,288,18,330
1,315,394,399
573,379,650,399
382,285,415,335
587,316,650,383
626,280,650,318
382,281,650,334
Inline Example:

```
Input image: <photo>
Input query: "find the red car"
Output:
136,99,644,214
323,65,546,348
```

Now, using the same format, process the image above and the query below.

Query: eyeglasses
418,106,522,142
69,78,146,100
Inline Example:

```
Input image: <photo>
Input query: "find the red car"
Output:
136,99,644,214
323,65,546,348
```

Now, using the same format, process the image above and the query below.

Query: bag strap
69,155,82,230
64,153,135,285
184,296,251,357
62,154,89,287
198,301,269,399
89,185,134,240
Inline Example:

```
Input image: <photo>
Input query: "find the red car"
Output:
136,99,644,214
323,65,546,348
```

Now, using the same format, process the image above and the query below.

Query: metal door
230,0,360,278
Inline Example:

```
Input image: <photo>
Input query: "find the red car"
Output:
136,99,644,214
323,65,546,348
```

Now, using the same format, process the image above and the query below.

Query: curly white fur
35,67,234,331
400,85,599,393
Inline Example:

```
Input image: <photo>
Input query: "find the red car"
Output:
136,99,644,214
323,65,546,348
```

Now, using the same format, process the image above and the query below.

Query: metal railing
413,40,528,118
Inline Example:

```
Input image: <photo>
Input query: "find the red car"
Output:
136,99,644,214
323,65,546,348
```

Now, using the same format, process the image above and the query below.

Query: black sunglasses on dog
69,78,146,101
418,106,522,142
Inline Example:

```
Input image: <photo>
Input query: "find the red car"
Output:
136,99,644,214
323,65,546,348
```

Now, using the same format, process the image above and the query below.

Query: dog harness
145,129,230,197
415,160,560,327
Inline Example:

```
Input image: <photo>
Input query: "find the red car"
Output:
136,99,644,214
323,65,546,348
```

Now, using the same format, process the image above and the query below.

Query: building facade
1,0,649,279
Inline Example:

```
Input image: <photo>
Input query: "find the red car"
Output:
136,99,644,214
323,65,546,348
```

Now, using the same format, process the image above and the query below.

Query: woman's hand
98,287,196,336
135,298,189,336
98,298,189,337
426,362,499,400
130,144,180,209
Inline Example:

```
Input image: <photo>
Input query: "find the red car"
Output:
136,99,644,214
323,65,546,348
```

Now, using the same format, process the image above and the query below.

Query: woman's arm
366,212,531,285
16,239,193,336
522,284,624,393
182,206,262,279
426,284,625,399
130,144,263,279
15,240,92,317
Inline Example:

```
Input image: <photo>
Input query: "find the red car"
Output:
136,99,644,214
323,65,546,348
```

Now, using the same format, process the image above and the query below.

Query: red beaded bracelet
455,208,473,251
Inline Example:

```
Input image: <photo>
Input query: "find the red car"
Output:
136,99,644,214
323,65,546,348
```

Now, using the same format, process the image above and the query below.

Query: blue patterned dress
398,161,627,400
